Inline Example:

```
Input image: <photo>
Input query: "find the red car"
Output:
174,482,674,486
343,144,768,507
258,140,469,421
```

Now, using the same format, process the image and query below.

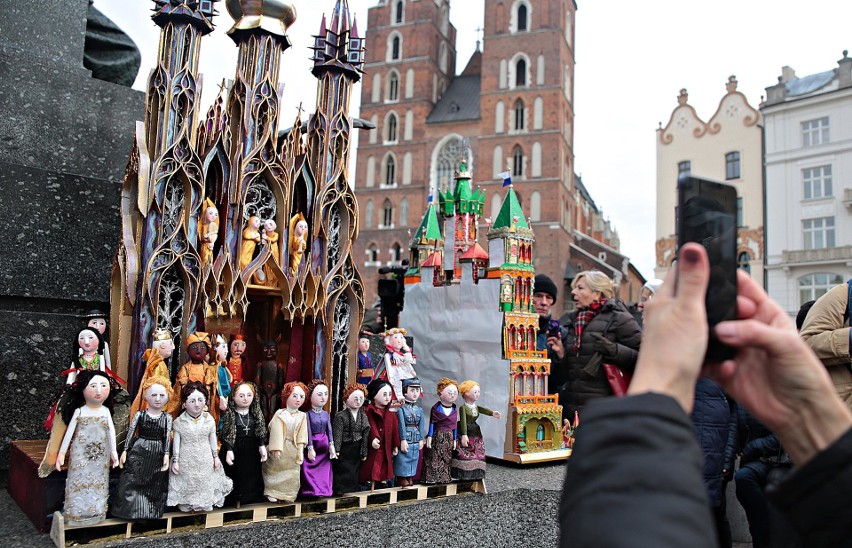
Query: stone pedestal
0,0,144,467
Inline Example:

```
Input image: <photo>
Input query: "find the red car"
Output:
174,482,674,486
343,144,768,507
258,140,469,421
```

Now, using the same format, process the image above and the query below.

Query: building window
382,199,393,227
515,58,527,87
512,145,524,177
737,197,743,227
435,137,463,189
394,0,404,24
725,151,740,180
390,35,402,61
386,113,398,142
384,156,397,186
802,117,829,147
803,217,835,249
365,199,373,228
517,3,528,31
799,272,843,305
514,99,525,130
803,165,833,199
399,198,409,227
737,251,751,274
678,161,691,177
387,71,399,102
390,242,402,263
367,243,379,263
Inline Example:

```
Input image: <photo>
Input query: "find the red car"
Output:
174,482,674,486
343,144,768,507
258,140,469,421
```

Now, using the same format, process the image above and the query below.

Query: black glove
590,332,617,358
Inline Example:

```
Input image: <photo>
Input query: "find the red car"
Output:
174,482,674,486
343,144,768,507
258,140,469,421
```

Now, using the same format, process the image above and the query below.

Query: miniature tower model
404,194,444,286
438,160,486,281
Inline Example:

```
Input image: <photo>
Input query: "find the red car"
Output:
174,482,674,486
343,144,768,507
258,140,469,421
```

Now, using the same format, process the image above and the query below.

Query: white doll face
345,389,365,410
264,219,277,232
295,220,308,237
230,339,246,357
205,207,219,224
184,389,206,417
359,338,370,353
439,384,458,406
154,337,175,359
463,384,480,404
83,375,111,405
145,383,169,411
234,384,254,410
390,333,406,351
403,385,421,403
311,384,329,408
250,216,261,229
214,338,228,362
87,317,107,335
373,384,393,408
286,386,306,410
78,329,100,354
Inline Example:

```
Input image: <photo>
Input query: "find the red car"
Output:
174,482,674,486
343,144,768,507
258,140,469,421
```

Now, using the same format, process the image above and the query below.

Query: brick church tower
355,0,612,317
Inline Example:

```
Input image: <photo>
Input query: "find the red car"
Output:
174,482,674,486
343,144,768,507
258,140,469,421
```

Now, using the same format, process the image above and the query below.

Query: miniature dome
226,0,297,37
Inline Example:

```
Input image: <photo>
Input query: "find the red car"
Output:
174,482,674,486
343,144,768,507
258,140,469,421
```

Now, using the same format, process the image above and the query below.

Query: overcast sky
94,0,852,279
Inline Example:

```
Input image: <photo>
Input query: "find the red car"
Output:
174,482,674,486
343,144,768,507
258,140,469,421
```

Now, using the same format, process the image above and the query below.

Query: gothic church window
367,243,379,263
400,198,409,227
387,71,400,102
383,199,394,227
391,242,402,263
386,112,398,142
394,1,404,24
514,99,525,131
388,33,402,62
384,155,397,186
512,145,524,177
365,200,374,228
436,137,464,189
515,58,527,87
517,3,528,31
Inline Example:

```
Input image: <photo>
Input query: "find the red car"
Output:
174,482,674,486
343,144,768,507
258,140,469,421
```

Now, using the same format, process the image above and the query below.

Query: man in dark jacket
533,274,569,395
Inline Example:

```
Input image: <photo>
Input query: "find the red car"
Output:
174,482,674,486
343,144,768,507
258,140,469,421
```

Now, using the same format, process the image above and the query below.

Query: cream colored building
655,76,764,285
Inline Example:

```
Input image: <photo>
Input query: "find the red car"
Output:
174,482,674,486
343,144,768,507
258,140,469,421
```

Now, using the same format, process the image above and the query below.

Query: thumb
675,243,709,306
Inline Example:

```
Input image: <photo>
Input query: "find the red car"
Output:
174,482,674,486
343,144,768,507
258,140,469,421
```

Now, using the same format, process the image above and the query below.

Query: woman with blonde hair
557,270,642,419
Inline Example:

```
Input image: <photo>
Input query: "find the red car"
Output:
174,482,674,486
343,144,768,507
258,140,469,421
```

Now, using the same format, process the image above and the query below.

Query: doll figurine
167,381,233,512
131,328,176,417
255,335,284,422
299,380,337,498
226,334,247,387
174,332,220,423
373,327,417,403
66,326,107,385
256,218,280,286
200,198,219,266
240,215,262,272
55,370,120,526
423,377,459,484
356,334,374,385
213,334,232,413
112,375,173,520
288,213,308,275
359,379,400,489
221,382,268,505
81,309,111,372
263,382,308,503
332,383,370,494
393,377,426,487
450,380,502,481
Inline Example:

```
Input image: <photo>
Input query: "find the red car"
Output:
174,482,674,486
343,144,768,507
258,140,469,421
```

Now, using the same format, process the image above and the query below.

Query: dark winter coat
556,299,642,414
689,378,734,507
724,406,783,468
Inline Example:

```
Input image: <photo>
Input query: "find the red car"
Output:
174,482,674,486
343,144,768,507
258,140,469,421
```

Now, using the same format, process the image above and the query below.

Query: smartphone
546,319,561,339
677,175,738,362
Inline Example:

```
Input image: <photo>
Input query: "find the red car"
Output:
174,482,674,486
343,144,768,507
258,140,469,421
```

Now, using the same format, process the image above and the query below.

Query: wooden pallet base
49,480,486,547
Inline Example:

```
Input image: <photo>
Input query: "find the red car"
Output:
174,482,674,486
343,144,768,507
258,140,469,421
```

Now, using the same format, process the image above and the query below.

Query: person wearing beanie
533,273,568,368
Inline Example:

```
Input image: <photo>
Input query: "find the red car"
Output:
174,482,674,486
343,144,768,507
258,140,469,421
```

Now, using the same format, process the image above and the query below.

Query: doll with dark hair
332,383,370,494
423,377,459,484
359,379,400,489
66,326,107,385
263,381,308,502
221,381,268,505
174,332,220,423
299,379,337,498
81,309,111,372
112,375,173,520
55,370,120,526
167,381,232,512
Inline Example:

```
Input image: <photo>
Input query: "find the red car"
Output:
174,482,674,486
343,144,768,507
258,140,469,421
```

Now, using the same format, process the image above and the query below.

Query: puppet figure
240,215,262,272
66,327,106,385
332,383,370,494
167,381,233,512
450,380,502,480
256,218,280,286
423,377,459,484
393,377,426,487
226,334,247,387
299,380,336,498
359,379,400,489
288,213,308,275
200,198,219,266
255,335,284,422
81,309,111,372
213,334,232,413
112,376,173,520
221,382,268,505
263,382,308,503
56,370,119,526
356,334,374,385
174,332,220,423
373,327,417,403
130,328,176,417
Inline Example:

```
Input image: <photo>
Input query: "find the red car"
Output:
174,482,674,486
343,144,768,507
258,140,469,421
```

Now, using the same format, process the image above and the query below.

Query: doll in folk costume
112,375,173,520
299,380,337,498
288,213,308,275
255,218,280,286
359,379,400,489
80,309,112,374
263,382,308,503
130,328,176,417
167,381,233,512
450,380,501,481
356,334,374,386
221,381,268,505
55,370,120,526
174,332,220,423
226,334,247,387
332,383,370,495
423,377,459,484
66,326,107,385
213,334,233,414
200,198,219,266
393,377,426,487
240,215,262,272
255,335,285,422
373,327,417,404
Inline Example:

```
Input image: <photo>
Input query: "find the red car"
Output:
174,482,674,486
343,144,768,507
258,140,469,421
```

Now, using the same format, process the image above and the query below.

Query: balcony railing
782,245,852,264
514,394,559,406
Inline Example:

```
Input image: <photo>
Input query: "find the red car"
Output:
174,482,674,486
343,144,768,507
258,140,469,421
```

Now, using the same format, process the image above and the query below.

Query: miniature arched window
493,145,503,177
512,145,524,177
536,424,545,441
495,101,505,133
391,242,402,262
366,156,376,187
514,98,525,131
737,251,751,274
387,71,400,102
386,112,398,142
517,2,529,32
367,243,379,262
515,58,527,87
399,198,409,227
436,136,464,189
388,33,402,62
513,375,523,401
531,142,542,177
383,199,393,227
365,199,374,228
394,0,404,24
491,192,502,219
530,190,541,221
405,68,415,98
384,155,397,186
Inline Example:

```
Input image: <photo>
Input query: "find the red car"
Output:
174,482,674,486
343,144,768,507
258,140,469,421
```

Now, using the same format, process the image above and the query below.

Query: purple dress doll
423,377,459,484
300,380,336,497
